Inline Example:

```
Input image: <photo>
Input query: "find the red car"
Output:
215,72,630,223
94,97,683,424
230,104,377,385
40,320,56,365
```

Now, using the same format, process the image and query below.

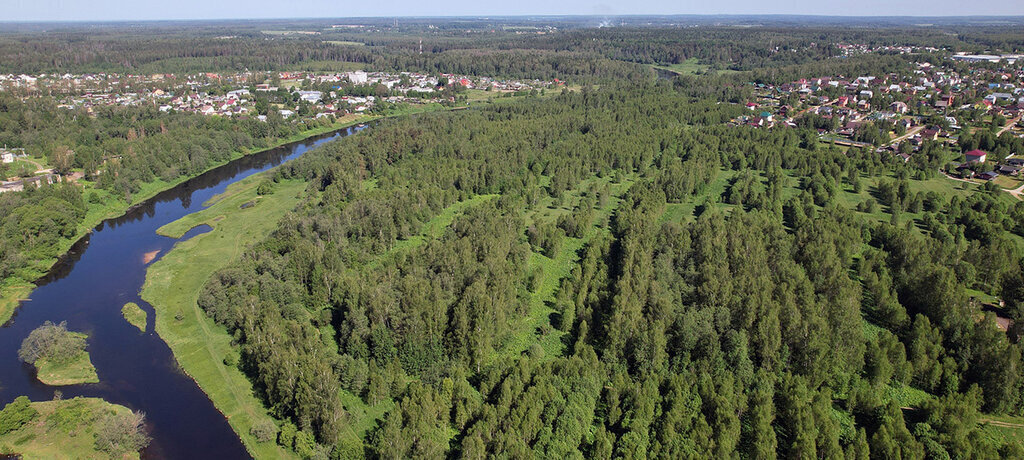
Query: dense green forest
2,21,1022,79
193,78,1024,458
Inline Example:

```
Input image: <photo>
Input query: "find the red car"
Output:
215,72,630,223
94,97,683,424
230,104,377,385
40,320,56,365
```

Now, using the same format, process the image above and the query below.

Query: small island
18,321,99,386
0,396,150,459
121,302,148,332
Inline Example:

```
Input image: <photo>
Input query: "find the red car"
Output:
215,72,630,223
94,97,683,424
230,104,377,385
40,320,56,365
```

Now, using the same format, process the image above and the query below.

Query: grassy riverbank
0,113,373,326
141,175,308,459
0,397,140,459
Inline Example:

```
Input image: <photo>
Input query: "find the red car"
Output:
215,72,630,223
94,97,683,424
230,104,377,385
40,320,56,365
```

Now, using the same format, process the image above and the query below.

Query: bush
256,181,276,196
18,321,86,365
0,396,38,435
250,419,278,443
94,411,151,455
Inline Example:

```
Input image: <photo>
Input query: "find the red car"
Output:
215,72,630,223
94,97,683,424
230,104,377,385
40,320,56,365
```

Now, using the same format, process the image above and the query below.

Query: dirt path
888,125,924,146
997,116,1021,136
1007,181,1024,200
981,419,1024,428
17,157,48,173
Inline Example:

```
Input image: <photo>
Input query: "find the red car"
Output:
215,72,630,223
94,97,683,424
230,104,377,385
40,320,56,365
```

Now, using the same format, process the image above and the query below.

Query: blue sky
6,0,1024,21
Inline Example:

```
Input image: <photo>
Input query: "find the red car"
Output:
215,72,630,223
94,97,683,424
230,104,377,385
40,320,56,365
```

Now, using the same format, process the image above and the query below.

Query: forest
191,76,1024,458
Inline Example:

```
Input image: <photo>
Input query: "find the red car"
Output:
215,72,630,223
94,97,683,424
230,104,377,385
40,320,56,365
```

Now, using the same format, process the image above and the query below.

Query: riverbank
141,175,308,458
0,112,375,326
0,397,141,459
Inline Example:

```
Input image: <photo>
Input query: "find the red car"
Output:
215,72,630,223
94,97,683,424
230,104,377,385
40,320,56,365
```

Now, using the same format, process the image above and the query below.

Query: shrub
18,321,85,365
249,419,278,443
94,411,151,455
0,396,38,435
256,181,276,196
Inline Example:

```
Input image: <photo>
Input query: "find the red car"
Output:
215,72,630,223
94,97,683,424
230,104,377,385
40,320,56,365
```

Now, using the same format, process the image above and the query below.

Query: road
887,125,924,146
997,115,1022,136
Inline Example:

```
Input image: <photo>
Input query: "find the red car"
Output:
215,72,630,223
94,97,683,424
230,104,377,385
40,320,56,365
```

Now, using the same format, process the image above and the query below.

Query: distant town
733,53,1024,188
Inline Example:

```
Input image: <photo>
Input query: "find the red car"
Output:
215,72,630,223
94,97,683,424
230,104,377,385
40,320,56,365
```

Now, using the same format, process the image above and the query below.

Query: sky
6,0,1024,22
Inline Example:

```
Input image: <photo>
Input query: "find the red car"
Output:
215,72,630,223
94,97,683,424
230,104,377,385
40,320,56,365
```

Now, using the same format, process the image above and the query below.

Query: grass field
142,175,309,459
653,58,710,75
0,282,32,326
0,397,140,460
34,335,99,386
121,302,147,332
324,40,365,46
979,413,1024,449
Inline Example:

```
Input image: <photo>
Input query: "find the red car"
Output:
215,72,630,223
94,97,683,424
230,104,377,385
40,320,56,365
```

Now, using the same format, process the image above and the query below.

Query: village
0,69,559,192
0,69,557,119
734,53,1024,187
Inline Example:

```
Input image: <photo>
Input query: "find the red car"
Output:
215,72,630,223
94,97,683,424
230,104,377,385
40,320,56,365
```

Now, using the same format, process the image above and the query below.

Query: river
0,124,365,459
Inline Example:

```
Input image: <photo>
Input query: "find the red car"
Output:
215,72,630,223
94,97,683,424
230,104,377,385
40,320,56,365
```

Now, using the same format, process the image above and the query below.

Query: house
1,152,13,164
890,101,908,114
998,164,1021,175
1007,157,1024,167
921,129,939,141
298,91,322,103
965,150,988,163
978,171,999,181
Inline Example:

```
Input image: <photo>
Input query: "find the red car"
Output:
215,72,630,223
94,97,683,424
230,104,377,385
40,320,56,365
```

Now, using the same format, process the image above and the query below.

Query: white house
1,152,13,164
298,91,322,103
347,71,368,84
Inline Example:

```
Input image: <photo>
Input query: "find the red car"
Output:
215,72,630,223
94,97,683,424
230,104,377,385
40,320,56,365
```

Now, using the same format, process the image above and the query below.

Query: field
653,58,710,75
121,302,147,332
33,334,99,386
142,174,307,459
0,397,140,460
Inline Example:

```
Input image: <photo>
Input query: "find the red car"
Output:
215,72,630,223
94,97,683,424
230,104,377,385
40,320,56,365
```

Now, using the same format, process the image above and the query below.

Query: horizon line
3,13,1024,25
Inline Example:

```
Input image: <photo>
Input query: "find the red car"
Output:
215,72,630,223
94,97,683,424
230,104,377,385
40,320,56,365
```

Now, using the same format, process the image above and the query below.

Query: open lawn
121,302,147,332
34,335,99,386
0,282,32,326
0,397,139,460
993,175,1023,190
142,175,309,459
652,58,710,75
